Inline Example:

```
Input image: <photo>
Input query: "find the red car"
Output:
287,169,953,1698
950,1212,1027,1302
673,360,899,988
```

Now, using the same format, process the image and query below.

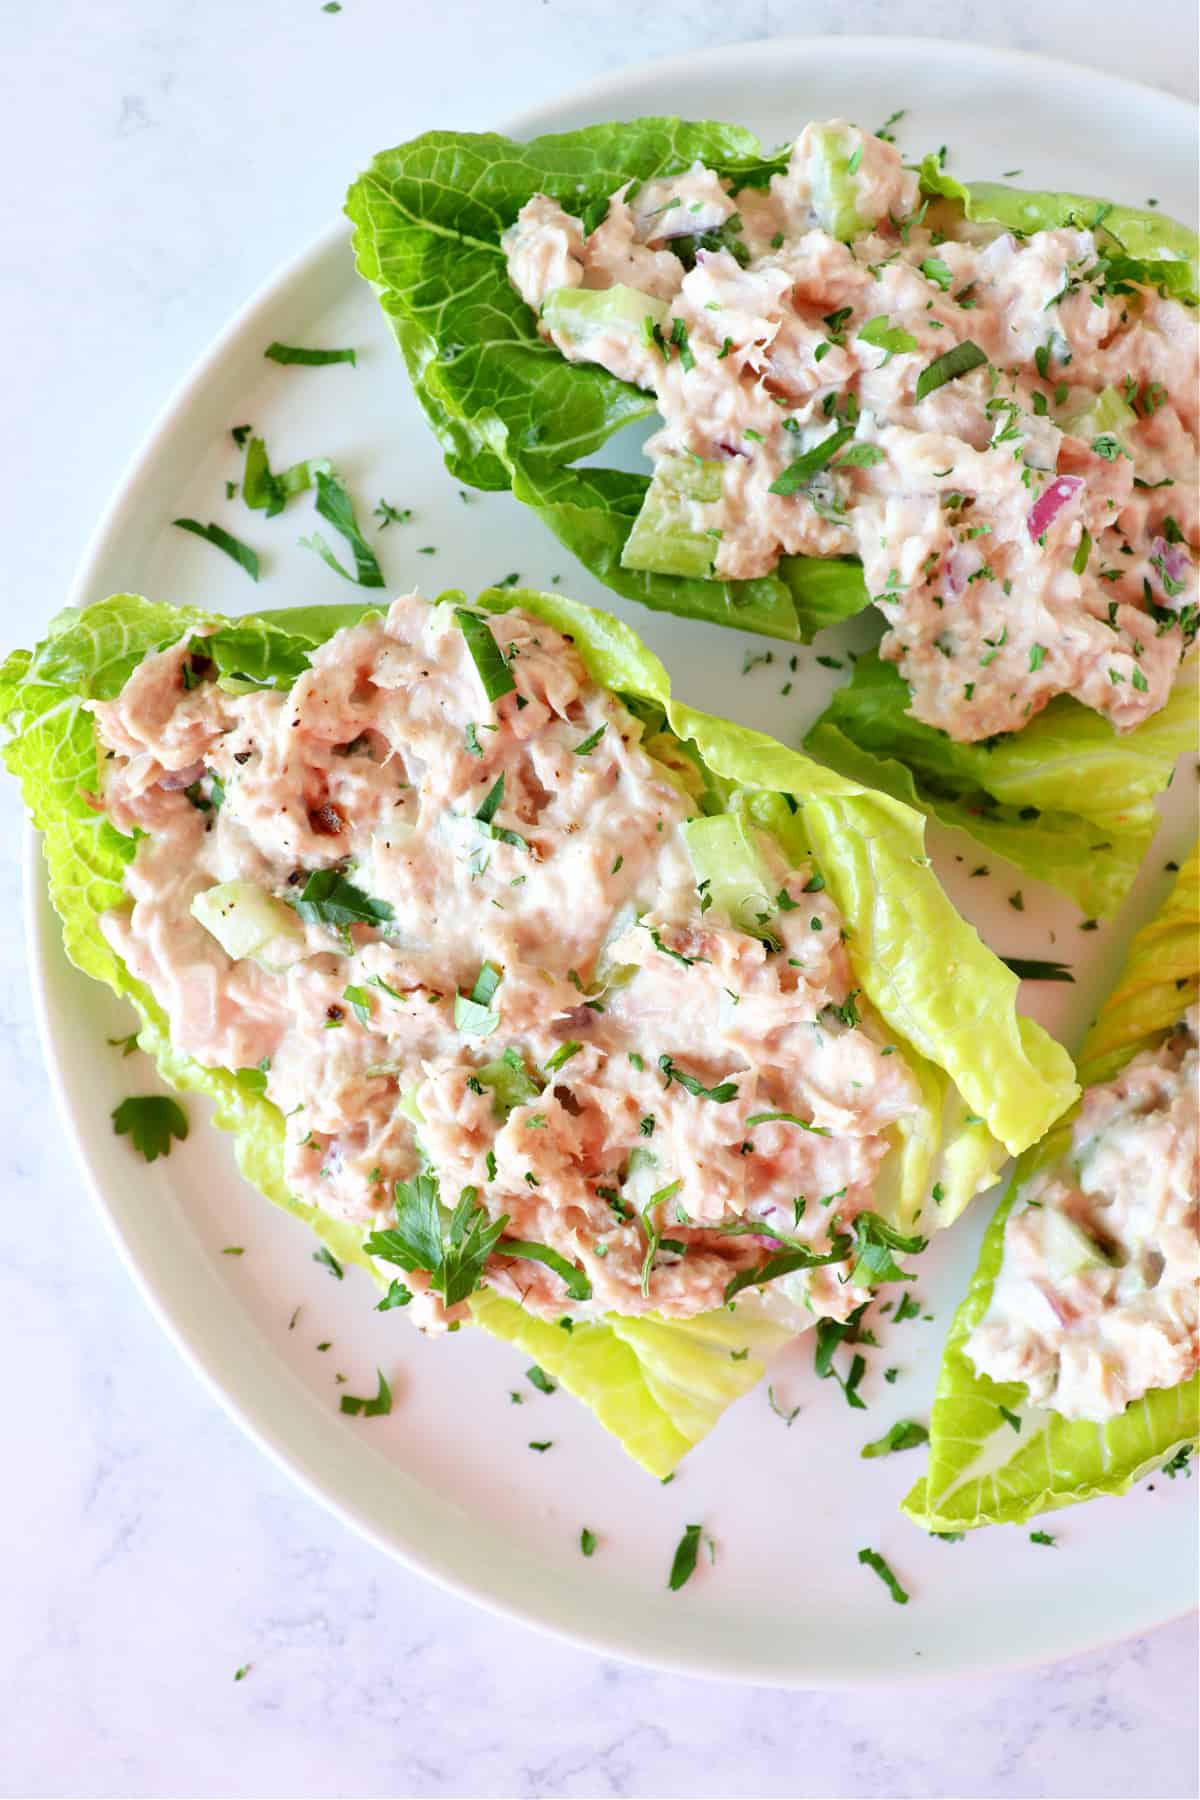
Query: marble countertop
1,4,1196,1795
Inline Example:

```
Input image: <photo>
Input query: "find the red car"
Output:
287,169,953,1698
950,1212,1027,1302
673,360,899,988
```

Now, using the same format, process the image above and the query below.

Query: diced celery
541,283,668,350
802,123,874,242
1039,1207,1113,1280
475,1047,543,1117
190,880,304,964
1062,383,1136,445
620,456,724,579
683,814,778,940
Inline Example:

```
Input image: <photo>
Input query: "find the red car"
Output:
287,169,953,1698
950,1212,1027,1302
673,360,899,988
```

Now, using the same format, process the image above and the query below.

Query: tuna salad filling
505,119,1198,743
90,593,926,1334
966,1005,1199,1421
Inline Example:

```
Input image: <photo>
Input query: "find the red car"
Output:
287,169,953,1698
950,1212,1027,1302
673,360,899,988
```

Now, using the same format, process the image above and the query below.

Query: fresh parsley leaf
857,316,919,362
668,1522,703,1591
1000,958,1074,983
107,1031,140,1057
290,869,394,929
365,1173,507,1308
573,724,606,756
343,984,372,1024
339,1369,392,1416
376,1279,413,1311
860,1419,929,1459
456,609,516,702
528,1440,553,1453
544,1040,582,1072
658,1054,738,1103
454,961,502,1038
914,340,986,401
920,256,953,291
768,425,855,495
767,1384,801,1426
173,519,259,582
525,1364,557,1394
111,1095,188,1163
857,1547,909,1604
894,1292,922,1324
724,1235,851,1303
580,1527,597,1557
745,1110,830,1135
301,471,385,587
312,1246,344,1279
848,1212,927,1286
500,1238,592,1302
1029,1530,1056,1546
375,499,411,527
998,1404,1023,1433
242,436,332,517
265,341,356,366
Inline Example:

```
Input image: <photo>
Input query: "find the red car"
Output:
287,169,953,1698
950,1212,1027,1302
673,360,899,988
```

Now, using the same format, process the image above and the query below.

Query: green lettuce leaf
918,158,1200,302
904,848,1200,1532
3,588,1076,1477
345,120,870,643
806,650,1199,917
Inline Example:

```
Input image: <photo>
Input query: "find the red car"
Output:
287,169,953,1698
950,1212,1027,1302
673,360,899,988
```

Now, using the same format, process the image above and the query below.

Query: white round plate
28,37,1197,1685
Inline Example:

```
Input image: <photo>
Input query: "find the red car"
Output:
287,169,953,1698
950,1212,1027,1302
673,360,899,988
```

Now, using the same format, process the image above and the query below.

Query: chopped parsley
173,519,259,582
265,341,356,366
914,339,986,402
667,1522,703,1591
455,609,516,702
111,1094,188,1163
658,1054,738,1103
365,1172,506,1307
339,1369,392,1417
290,869,394,929
312,1246,344,1280
525,1364,557,1395
300,472,385,587
857,1546,909,1605
860,1420,929,1459
580,1527,597,1557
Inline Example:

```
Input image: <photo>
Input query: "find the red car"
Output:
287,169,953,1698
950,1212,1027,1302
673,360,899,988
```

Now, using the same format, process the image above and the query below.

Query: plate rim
26,32,1199,1688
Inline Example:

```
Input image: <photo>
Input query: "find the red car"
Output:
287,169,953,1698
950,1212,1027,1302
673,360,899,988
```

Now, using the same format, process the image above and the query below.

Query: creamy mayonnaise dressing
967,1006,1199,1421
505,120,1198,742
91,595,922,1331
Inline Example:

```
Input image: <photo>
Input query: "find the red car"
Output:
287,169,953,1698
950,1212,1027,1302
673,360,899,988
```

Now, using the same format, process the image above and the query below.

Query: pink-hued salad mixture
967,1005,1199,1422
91,594,924,1333
505,119,1198,743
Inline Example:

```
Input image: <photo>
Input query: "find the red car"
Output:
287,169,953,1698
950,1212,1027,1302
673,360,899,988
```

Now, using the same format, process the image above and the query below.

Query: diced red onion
1151,535,1191,589
943,546,978,597
1026,475,1084,541
718,440,749,459
753,1234,784,1250
158,761,207,791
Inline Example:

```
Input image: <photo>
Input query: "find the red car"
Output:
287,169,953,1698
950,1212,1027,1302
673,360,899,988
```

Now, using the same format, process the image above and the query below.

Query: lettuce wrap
346,120,1197,914
903,847,1199,1533
2,587,1077,1477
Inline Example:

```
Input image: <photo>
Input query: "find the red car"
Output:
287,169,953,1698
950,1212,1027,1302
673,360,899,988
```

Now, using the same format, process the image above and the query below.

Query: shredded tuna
90,595,923,1332
967,1006,1199,1421
504,121,1198,743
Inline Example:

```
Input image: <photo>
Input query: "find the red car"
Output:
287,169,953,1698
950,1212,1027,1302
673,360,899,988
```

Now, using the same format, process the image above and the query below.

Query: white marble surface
1,3,1197,1795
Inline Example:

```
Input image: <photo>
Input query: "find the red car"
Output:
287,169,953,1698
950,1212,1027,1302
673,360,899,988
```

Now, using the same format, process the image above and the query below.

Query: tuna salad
966,1006,1199,1422
505,119,1198,743
90,592,929,1334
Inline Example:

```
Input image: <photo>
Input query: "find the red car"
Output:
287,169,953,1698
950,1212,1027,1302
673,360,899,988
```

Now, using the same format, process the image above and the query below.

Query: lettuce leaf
903,848,1200,1532
345,120,870,643
806,650,1199,917
918,158,1200,302
3,588,1076,1477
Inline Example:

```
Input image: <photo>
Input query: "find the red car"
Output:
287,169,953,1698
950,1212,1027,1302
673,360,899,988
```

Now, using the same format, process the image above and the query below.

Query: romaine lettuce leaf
903,848,1200,1532
918,158,1200,302
3,588,1076,1476
806,650,1199,917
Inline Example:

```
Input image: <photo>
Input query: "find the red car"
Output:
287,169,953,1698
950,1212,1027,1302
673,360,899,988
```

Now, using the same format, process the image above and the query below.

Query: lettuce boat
903,847,1199,1533
2,586,1077,1479
346,120,1198,916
